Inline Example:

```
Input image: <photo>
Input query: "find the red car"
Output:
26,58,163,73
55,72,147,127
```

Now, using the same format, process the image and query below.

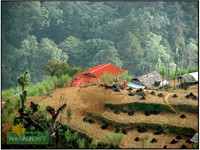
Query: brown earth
2,83,198,148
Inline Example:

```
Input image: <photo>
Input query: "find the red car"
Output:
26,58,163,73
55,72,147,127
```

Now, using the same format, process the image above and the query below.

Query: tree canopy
2,1,198,89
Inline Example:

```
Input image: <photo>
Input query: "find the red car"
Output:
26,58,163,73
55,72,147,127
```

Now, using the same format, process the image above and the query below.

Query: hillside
2,1,198,89
9,83,197,148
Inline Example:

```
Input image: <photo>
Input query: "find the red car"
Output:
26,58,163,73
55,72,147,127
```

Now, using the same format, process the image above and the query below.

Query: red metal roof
67,63,127,87
81,63,127,77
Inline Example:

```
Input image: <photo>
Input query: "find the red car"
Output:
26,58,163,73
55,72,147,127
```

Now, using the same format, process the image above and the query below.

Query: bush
156,67,167,79
28,78,54,96
167,126,196,137
45,61,82,77
100,73,115,85
2,98,20,124
118,73,133,83
28,75,72,96
96,142,115,148
63,126,93,148
105,132,123,148
2,86,21,101
172,104,198,113
134,123,164,133
104,102,174,114
156,65,198,80
52,74,72,88
180,66,198,75
188,66,198,73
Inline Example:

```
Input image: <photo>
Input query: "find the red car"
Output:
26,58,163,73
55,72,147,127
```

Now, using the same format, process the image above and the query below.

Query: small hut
178,72,198,88
178,72,198,83
127,71,168,89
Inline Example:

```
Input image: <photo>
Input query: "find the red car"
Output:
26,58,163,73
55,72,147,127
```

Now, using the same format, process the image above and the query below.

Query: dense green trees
45,61,81,77
2,1,198,89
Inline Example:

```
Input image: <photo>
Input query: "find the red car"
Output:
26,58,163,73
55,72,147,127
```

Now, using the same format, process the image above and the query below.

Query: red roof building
67,63,127,87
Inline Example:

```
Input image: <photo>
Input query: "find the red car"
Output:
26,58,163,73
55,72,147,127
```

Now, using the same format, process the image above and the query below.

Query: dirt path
163,93,177,114
160,134,169,148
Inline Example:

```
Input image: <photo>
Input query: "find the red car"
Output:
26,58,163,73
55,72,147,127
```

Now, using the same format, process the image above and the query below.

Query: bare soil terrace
2,83,198,148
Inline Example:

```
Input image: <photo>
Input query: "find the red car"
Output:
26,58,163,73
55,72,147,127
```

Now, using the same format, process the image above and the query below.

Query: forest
2,1,198,90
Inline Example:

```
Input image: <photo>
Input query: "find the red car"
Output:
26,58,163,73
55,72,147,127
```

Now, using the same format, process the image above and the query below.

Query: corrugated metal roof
190,133,198,143
67,63,127,87
82,63,127,77
180,72,198,83
135,71,163,87
127,82,145,89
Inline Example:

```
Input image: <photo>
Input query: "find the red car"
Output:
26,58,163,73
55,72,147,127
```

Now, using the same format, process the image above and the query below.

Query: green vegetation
118,73,133,83
100,74,115,85
105,132,123,148
67,107,73,124
104,102,175,114
104,102,198,114
45,60,82,77
28,78,55,96
173,104,198,113
2,86,21,101
2,99,19,124
156,65,198,80
17,70,30,114
180,66,198,75
140,135,149,148
88,113,196,137
192,143,199,149
2,1,198,90
28,75,67,96
166,125,196,137
2,74,72,98
2,71,118,149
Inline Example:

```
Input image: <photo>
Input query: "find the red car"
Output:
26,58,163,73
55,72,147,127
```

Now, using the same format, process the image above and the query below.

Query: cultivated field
2,82,198,148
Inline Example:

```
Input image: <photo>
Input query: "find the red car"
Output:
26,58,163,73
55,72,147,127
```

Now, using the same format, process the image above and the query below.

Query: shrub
77,138,86,148
67,108,73,124
134,123,164,133
105,132,123,148
167,126,196,137
2,98,21,124
118,73,133,83
2,109,17,124
104,102,174,114
100,73,115,85
187,66,198,73
156,67,167,79
63,126,93,148
45,61,82,77
52,74,72,88
96,142,115,148
28,75,72,96
2,86,21,101
140,135,149,148
172,104,198,113
28,78,54,96
192,143,199,149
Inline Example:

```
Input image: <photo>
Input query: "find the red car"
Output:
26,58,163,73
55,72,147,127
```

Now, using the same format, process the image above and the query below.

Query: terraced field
2,83,198,148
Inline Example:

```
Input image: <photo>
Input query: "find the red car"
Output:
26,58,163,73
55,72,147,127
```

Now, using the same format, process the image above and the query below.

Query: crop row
104,102,198,113
87,113,196,137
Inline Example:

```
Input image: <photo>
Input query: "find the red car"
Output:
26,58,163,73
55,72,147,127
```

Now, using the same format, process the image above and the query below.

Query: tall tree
117,32,143,75
90,46,123,68
5,2,48,47
58,36,85,67
139,32,172,74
